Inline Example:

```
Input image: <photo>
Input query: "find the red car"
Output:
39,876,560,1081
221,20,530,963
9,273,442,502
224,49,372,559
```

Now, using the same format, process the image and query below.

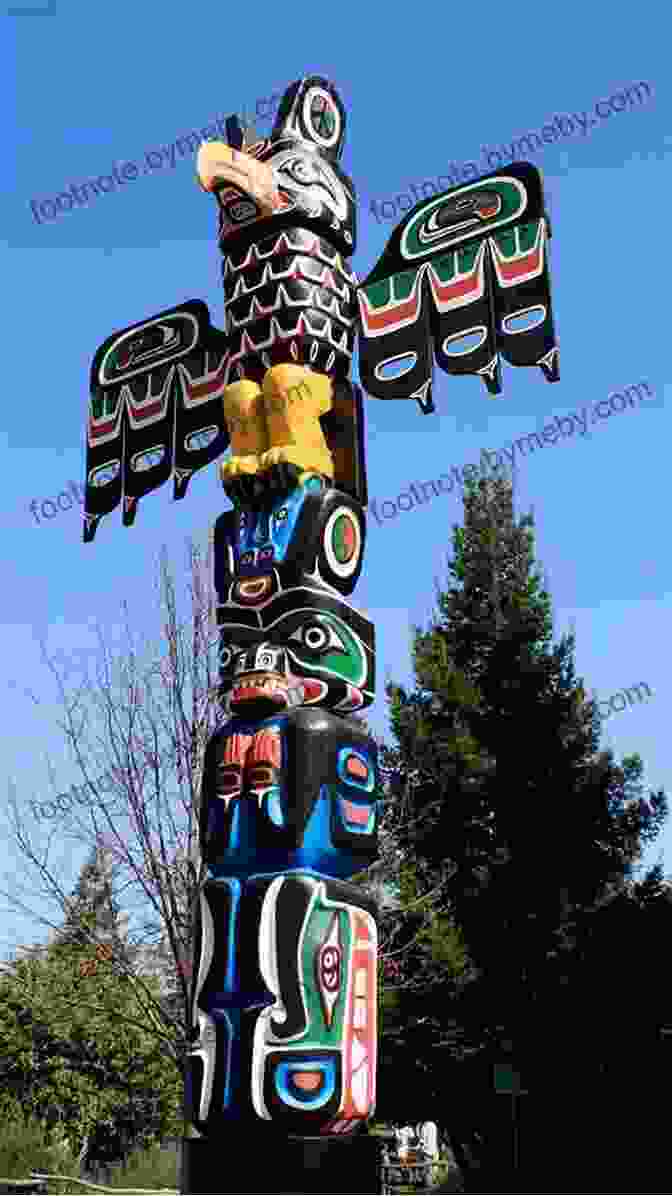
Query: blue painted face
234,476,324,575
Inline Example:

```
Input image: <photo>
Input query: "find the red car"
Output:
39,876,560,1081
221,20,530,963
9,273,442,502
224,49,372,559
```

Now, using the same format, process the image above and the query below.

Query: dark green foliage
101,1138,179,1188
0,1112,179,1192
50,839,124,955
377,471,669,1184
0,1111,80,1183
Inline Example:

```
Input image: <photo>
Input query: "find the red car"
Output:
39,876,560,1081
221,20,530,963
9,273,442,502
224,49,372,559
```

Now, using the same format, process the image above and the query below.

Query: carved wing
84,300,230,542
356,162,559,412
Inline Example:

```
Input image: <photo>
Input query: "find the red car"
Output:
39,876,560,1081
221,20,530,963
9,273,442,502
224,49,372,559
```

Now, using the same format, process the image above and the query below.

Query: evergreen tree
380,469,668,1174
51,835,128,956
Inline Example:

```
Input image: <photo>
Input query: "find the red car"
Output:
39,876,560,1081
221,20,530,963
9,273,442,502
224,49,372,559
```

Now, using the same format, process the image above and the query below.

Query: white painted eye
305,625,328,650
289,621,346,654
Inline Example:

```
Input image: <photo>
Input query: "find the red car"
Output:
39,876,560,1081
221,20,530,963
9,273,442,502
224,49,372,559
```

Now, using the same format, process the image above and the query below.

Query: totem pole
83,74,559,1194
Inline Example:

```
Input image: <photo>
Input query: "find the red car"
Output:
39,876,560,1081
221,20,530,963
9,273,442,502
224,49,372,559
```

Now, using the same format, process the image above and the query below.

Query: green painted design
458,242,483,273
402,178,526,261
301,889,353,1043
311,615,364,684
311,99,336,139
430,242,482,283
332,514,355,563
91,394,118,421
491,219,540,258
362,268,417,310
286,612,367,685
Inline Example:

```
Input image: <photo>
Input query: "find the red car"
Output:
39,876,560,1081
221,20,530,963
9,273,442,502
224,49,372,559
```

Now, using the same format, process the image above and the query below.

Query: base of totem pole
180,1128,382,1194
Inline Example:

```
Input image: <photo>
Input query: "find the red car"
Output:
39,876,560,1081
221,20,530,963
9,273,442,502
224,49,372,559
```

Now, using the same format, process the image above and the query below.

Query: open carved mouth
230,671,290,706
234,576,274,603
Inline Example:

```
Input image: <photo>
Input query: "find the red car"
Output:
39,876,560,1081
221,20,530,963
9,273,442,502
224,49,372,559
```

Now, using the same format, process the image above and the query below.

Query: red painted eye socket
345,755,368,779
292,1071,323,1092
341,798,371,826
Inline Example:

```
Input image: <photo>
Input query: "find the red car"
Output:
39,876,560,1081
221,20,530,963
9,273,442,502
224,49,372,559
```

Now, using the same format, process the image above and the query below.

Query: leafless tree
1,536,221,1082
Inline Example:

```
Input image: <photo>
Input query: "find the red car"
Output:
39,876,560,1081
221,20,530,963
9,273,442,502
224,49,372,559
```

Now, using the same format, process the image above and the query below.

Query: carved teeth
233,673,288,697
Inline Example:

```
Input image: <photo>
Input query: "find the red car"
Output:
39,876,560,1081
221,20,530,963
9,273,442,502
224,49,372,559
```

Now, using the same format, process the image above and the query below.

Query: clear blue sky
2,0,670,958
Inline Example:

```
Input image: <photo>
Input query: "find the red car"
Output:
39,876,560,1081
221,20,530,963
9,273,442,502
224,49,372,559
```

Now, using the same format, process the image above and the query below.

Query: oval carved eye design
289,620,346,656
320,946,340,992
304,624,328,651
219,645,235,669
316,914,342,1028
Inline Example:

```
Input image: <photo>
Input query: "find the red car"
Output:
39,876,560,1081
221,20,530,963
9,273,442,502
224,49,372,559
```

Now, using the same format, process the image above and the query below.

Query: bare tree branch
0,536,222,1066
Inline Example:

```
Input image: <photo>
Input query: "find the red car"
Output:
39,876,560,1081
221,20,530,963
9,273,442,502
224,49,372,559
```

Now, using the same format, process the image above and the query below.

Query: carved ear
238,103,259,149
224,114,245,150
270,75,346,163
220,112,259,150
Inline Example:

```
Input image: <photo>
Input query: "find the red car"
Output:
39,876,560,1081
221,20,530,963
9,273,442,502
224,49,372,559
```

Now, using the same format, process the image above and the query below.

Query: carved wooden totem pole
83,74,558,1193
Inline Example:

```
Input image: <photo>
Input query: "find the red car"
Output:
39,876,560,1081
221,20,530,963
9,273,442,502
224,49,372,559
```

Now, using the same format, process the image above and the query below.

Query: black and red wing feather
84,300,230,542
355,162,558,409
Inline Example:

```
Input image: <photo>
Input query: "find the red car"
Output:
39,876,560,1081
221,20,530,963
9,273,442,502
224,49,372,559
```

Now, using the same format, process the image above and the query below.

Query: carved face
218,587,374,712
214,481,366,599
212,76,355,250
228,643,296,714
201,710,380,881
231,476,324,575
185,873,377,1134
252,874,377,1132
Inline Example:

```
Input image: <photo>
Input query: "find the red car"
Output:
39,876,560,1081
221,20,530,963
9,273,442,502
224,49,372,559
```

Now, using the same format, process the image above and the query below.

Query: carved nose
196,141,251,191
196,141,277,214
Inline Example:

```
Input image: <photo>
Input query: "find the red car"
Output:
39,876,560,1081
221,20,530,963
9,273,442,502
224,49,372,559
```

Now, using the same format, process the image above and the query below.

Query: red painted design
301,678,328,702
341,799,370,827
339,910,376,1119
223,733,254,765
345,755,368,780
426,245,486,310
89,349,228,446
250,728,282,767
336,684,364,710
358,270,423,334
183,353,229,401
293,1072,322,1092
490,223,545,286
493,243,543,282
